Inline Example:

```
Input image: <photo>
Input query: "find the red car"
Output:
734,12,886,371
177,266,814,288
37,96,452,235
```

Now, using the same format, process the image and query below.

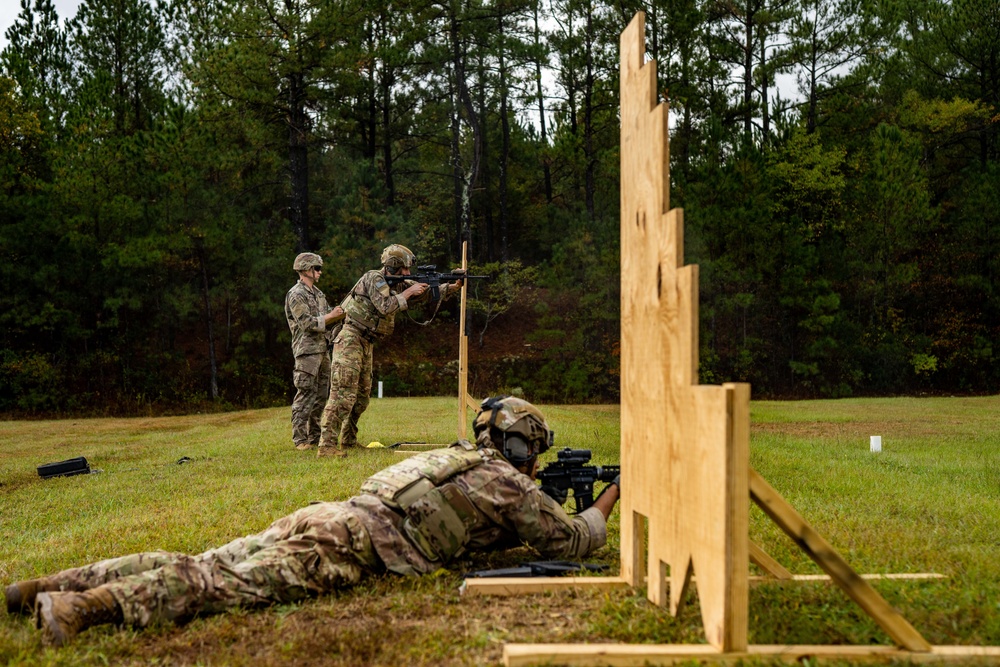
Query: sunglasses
312,266,322,272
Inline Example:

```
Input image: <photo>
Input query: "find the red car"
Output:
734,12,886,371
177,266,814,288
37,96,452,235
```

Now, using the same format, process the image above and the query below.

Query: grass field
1,395,998,665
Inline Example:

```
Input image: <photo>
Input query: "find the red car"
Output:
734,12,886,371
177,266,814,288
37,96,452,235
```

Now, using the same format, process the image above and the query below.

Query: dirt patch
753,420,944,440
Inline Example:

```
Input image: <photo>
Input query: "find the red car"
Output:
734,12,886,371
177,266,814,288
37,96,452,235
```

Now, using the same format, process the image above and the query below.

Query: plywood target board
618,12,750,651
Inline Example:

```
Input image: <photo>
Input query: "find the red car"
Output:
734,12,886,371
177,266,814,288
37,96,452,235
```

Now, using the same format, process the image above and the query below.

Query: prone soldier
5,397,621,647
284,252,345,450
317,244,462,457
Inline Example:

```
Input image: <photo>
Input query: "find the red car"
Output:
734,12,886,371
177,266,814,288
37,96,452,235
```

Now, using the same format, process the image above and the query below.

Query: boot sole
36,593,70,647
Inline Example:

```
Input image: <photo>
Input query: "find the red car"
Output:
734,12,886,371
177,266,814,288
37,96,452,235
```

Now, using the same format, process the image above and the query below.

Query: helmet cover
473,396,553,464
293,252,323,272
380,244,416,269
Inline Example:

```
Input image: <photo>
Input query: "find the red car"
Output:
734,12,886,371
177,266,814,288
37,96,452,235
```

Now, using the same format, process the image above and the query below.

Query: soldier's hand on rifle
592,477,620,520
324,306,345,326
451,268,465,289
402,282,429,300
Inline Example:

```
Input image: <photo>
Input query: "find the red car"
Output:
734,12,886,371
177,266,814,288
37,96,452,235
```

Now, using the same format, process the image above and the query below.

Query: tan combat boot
316,445,346,458
294,442,315,451
5,578,61,615
35,589,123,647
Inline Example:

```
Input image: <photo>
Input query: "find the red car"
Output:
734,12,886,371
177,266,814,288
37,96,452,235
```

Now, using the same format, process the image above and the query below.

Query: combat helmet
293,252,323,272
380,244,415,270
473,396,553,465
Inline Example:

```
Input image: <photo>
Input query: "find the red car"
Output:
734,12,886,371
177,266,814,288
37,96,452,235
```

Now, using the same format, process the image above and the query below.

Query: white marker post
378,381,383,399
870,435,882,453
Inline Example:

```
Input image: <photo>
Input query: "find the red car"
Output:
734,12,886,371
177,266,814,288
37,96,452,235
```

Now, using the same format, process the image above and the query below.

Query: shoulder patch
374,275,391,296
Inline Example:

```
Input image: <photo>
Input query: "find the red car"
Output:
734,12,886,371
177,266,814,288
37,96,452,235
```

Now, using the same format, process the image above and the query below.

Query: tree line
1,0,997,414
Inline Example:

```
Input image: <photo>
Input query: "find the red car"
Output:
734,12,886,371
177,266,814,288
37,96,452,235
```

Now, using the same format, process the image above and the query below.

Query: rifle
464,561,609,578
537,447,620,513
384,265,490,302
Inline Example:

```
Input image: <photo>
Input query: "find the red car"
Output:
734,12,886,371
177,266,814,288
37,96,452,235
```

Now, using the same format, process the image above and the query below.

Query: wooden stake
458,240,470,439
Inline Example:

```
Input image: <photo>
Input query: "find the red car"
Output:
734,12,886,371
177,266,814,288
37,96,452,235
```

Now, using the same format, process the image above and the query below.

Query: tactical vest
360,442,490,563
340,271,396,337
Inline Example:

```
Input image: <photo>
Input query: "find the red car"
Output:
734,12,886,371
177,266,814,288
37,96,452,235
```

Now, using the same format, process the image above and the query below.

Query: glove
611,474,620,489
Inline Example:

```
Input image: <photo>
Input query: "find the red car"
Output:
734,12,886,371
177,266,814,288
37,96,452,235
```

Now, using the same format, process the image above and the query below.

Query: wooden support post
749,467,931,652
458,241,470,439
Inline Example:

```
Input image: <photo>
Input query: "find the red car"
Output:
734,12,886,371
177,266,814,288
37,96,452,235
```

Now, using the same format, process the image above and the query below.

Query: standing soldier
317,244,462,457
285,252,344,450
9,397,621,647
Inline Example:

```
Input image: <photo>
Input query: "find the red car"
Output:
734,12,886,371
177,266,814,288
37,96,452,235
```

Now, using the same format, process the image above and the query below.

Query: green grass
1,396,999,665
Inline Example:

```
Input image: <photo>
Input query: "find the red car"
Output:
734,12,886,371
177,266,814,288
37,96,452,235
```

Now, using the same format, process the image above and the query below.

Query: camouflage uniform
319,270,459,451
31,443,606,628
285,279,335,446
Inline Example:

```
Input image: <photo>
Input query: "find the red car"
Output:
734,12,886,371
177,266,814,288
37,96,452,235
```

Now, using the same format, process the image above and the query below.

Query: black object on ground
37,457,91,479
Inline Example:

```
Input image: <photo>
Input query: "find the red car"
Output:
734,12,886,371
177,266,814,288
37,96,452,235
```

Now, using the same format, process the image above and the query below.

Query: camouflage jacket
340,268,459,338
284,280,333,357
349,442,607,576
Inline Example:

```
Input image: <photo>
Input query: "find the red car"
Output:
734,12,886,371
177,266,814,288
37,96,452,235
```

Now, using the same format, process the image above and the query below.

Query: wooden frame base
504,644,1000,666
461,572,945,597
461,576,630,597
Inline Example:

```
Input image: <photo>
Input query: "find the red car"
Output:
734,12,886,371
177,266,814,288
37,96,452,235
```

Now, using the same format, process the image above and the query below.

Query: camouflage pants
291,352,331,446
319,326,373,449
39,502,378,627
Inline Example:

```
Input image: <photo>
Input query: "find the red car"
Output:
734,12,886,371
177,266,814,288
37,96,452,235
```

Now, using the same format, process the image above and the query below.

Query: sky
0,0,83,52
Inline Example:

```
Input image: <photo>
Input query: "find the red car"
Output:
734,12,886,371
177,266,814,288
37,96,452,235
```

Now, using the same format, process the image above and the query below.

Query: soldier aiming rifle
317,244,465,458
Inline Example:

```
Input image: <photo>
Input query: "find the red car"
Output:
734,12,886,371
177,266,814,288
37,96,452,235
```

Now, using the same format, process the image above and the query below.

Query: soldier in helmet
8,397,621,647
285,252,345,450
317,244,463,457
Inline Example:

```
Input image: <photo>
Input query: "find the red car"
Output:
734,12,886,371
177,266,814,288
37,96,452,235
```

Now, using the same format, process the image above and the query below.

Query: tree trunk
759,31,770,143
498,10,511,262
743,2,754,143
449,2,481,249
477,49,493,261
196,241,219,400
533,2,552,204
449,61,464,250
288,71,310,252
380,63,396,206
583,0,596,221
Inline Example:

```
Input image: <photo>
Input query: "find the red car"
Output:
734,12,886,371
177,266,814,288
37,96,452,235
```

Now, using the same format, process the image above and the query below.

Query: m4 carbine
385,265,489,302
537,447,620,513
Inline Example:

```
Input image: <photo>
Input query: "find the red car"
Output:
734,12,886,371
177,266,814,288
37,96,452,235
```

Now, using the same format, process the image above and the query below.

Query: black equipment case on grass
37,456,91,479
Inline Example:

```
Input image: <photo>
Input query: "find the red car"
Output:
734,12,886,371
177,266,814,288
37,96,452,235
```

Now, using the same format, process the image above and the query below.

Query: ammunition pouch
398,480,479,562
342,293,394,337
361,444,486,562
